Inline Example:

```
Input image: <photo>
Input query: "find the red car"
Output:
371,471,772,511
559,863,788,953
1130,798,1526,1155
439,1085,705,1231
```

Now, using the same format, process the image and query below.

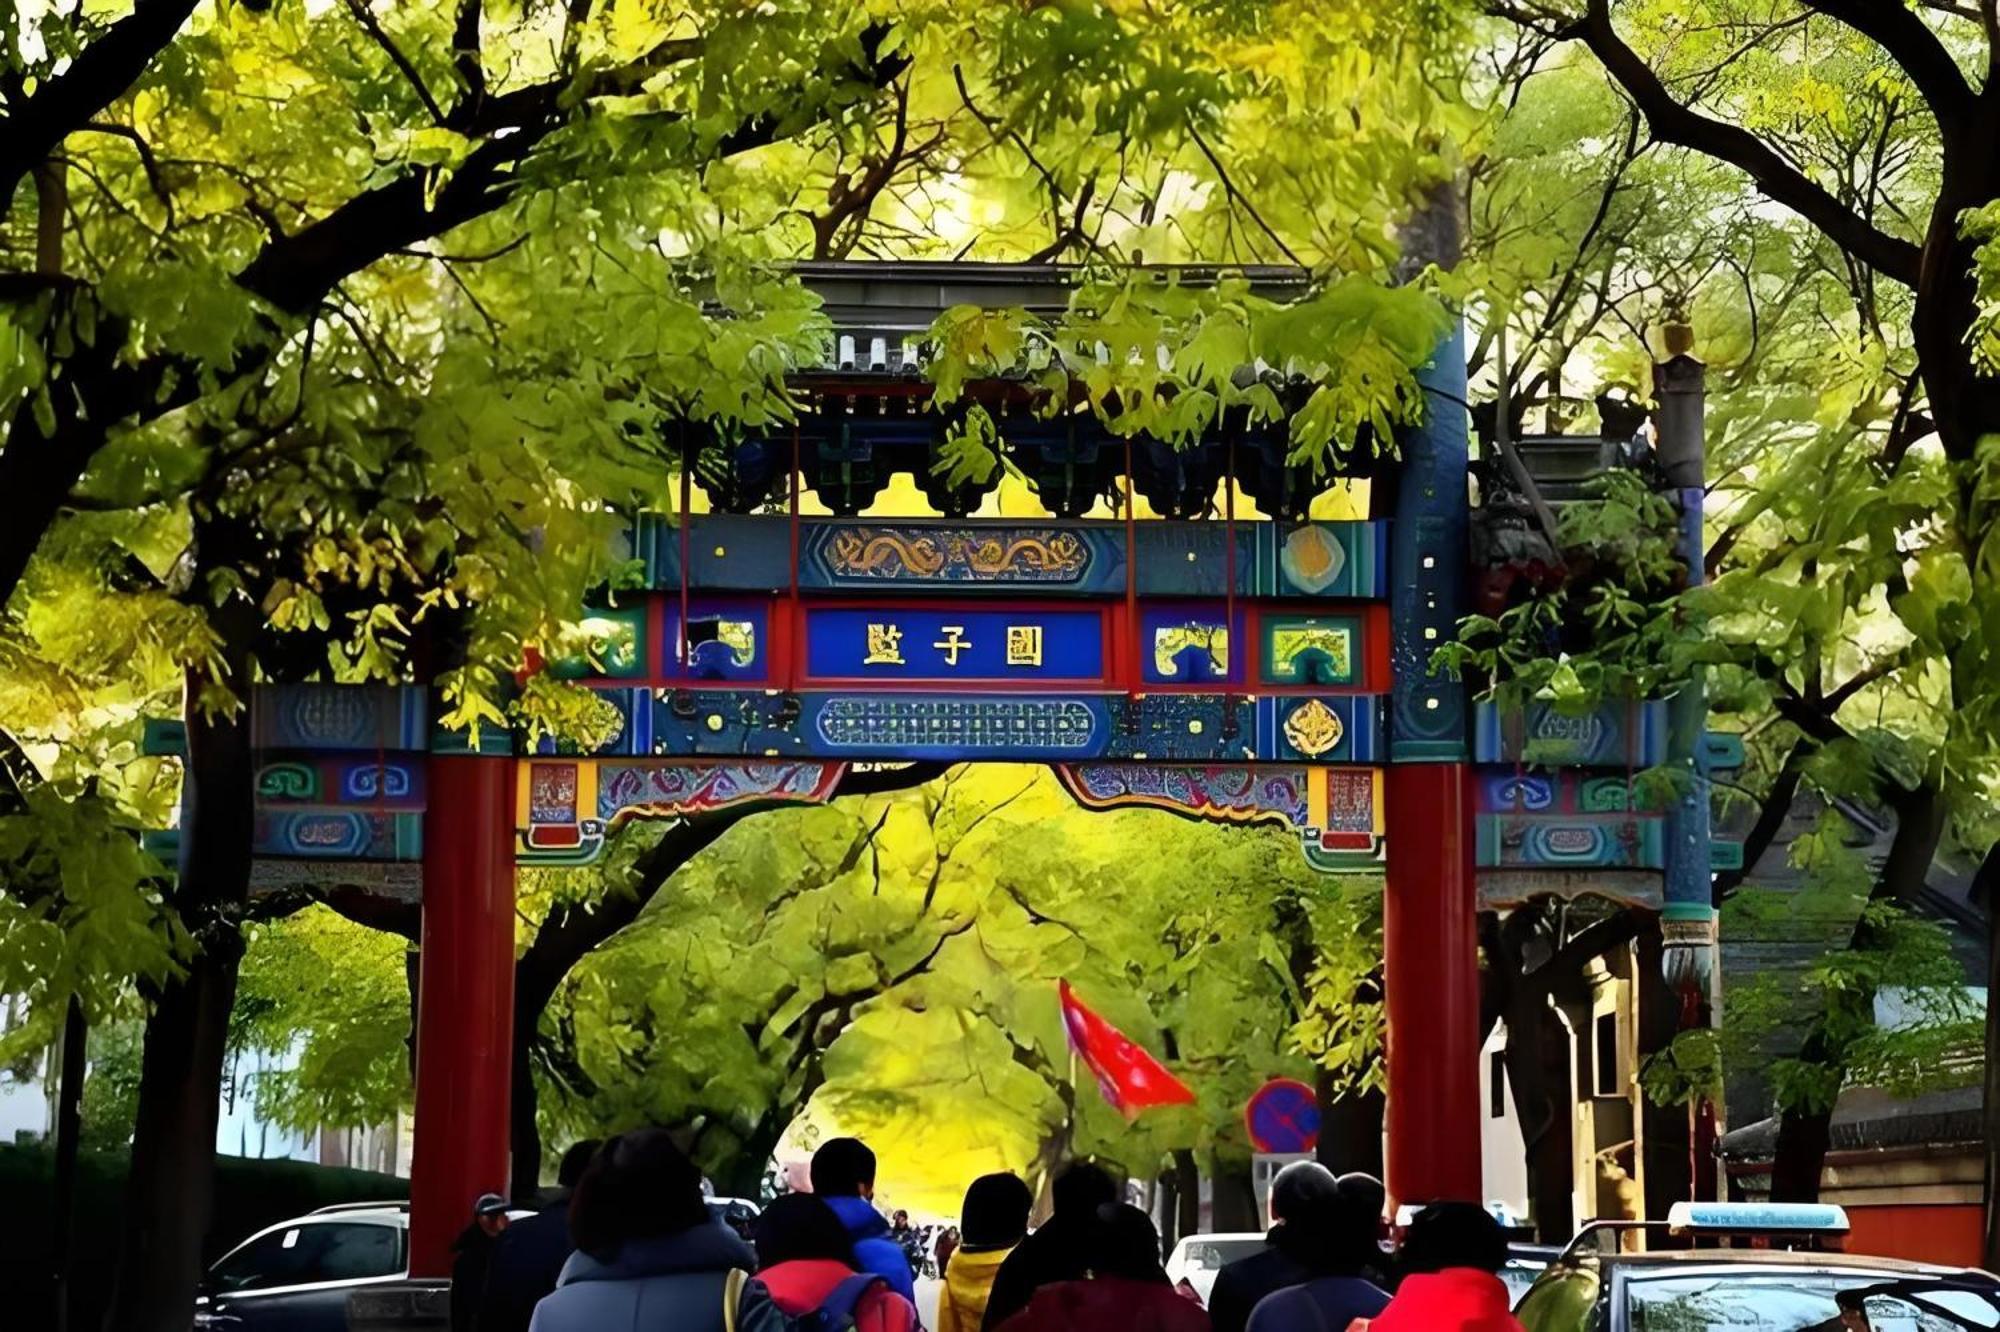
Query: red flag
1059,980,1197,1116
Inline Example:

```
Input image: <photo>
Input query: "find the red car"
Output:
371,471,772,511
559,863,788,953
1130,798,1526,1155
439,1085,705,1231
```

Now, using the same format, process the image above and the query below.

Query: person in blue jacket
810,1137,920,1311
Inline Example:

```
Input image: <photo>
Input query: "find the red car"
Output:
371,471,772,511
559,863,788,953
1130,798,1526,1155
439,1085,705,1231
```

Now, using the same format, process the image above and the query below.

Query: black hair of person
1396,1202,1509,1275
1269,1161,1340,1224
568,1129,711,1261
1087,1203,1169,1283
556,1139,603,1191
959,1173,1034,1252
754,1193,859,1269
809,1137,878,1196
1051,1162,1118,1217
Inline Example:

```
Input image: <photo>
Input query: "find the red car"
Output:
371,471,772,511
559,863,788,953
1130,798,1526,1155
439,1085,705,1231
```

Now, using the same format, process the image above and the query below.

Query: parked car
1499,1242,1561,1306
194,1200,536,1331
1165,1232,1270,1306
194,1204,409,1332
1514,1201,2000,1330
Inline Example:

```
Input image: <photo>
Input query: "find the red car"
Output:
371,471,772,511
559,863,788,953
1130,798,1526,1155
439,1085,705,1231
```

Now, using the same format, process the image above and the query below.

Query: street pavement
914,1273,943,1327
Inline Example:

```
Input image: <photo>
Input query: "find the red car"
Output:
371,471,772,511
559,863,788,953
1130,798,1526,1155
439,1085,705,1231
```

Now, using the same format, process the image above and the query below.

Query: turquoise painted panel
536,688,1388,764
252,685,429,752
1472,700,1670,767
634,516,1391,599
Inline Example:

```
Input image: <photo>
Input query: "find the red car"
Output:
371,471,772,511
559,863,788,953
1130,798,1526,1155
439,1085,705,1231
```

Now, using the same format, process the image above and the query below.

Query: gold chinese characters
859,621,1051,669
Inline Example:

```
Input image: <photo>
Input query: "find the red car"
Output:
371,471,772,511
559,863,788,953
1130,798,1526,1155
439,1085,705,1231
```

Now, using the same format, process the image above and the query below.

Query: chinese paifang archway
143,263,1726,1276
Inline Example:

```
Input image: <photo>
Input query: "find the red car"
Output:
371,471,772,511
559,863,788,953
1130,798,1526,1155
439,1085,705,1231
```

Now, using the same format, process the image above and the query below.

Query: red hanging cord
678,438,693,674
1223,435,1238,710
787,421,803,694
1123,436,1139,700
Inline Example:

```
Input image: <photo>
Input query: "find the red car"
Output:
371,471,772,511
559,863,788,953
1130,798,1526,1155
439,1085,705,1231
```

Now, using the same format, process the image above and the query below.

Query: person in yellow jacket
936,1173,1033,1332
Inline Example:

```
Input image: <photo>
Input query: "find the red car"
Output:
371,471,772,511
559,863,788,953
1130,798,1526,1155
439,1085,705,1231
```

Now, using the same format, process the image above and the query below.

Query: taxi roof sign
1666,1202,1851,1235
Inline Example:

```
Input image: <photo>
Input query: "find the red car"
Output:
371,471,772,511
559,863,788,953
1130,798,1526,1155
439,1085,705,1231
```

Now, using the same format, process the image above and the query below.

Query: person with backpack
527,1129,787,1332
753,1193,921,1332
1347,1203,1524,1332
811,1138,920,1307
936,1174,1030,1332
1241,1186,1390,1332
992,1204,1209,1332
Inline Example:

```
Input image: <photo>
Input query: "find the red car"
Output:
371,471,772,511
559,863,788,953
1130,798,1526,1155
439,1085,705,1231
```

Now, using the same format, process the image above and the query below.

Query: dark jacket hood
558,1218,755,1287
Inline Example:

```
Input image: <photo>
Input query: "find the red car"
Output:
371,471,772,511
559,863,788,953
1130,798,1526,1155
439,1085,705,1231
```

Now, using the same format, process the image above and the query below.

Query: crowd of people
446,1132,1526,1332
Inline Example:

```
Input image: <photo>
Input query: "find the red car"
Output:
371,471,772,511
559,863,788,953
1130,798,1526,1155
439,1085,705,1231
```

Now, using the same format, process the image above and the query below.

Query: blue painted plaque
803,608,1105,683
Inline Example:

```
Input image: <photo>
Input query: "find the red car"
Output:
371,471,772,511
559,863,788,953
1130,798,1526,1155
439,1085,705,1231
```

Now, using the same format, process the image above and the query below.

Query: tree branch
0,0,201,208
1543,909,1642,980
78,121,176,227
1563,0,1923,287
0,23,908,617
452,0,486,118
342,0,447,126
1712,738,1809,902
1800,0,1976,120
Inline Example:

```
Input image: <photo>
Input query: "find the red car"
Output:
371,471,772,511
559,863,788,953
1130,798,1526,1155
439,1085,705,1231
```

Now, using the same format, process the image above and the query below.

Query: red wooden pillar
409,755,517,1278
1383,761,1483,1209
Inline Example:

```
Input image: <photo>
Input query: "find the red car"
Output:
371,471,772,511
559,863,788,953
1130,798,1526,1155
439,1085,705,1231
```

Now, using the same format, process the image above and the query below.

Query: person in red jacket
1355,1203,1524,1332
753,1193,921,1332
995,1204,1209,1332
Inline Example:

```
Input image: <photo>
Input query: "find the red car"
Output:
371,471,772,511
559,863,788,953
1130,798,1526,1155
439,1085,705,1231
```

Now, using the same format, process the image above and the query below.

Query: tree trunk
1504,988,1574,1241
1770,786,1947,1202
1912,143,2000,467
509,1024,543,1200
51,997,86,1332
1172,1149,1200,1243
1978,844,1999,1271
1768,1101,1833,1204
106,606,257,1332
1210,1159,1261,1233
1634,917,1694,1229
1316,1071,1385,1179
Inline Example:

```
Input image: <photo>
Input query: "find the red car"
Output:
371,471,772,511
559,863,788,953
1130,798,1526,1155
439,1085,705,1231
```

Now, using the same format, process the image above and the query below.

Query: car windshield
208,1221,402,1293
1183,1239,1266,1271
1502,1258,1552,1303
1627,1272,2000,1330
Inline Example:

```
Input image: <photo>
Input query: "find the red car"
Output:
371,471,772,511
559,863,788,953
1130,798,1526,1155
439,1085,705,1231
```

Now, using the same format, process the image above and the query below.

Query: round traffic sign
1246,1077,1320,1155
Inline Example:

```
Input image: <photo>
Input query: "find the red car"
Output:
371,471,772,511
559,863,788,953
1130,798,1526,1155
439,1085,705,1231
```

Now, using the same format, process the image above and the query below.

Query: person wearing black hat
452,1191,512,1332
478,1139,602,1332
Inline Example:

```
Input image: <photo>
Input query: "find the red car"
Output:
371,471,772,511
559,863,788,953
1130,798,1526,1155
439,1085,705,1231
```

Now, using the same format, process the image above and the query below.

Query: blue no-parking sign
1245,1078,1320,1155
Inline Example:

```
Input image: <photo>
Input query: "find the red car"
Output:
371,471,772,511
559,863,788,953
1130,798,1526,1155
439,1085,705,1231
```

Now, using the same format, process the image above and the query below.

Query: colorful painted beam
251,684,431,752
544,595,1394,697
1475,815,1664,869
255,756,427,810
147,811,424,862
1471,700,1670,768
517,758,847,865
632,516,1389,600
550,688,1386,764
1054,763,1386,873
1477,870,1663,911
1472,768,1667,870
